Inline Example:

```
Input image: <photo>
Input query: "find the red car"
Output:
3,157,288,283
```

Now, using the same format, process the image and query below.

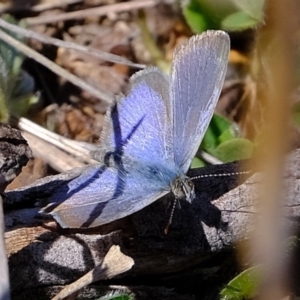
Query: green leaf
191,156,206,169
0,56,9,122
182,0,264,33
0,15,38,121
182,4,209,33
199,115,252,163
218,127,237,143
212,138,254,162
220,265,262,300
221,11,260,31
181,0,225,33
108,295,132,300
0,14,26,76
232,0,264,20
201,114,232,151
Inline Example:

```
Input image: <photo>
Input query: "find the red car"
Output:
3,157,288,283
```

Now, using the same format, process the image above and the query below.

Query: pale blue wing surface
45,31,230,228
48,164,170,228
46,68,178,228
170,30,230,173
93,68,173,165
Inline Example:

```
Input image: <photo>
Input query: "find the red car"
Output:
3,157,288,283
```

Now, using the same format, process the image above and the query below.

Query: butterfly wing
47,164,169,228
170,30,230,173
46,31,230,228
93,68,173,165
46,68,177,228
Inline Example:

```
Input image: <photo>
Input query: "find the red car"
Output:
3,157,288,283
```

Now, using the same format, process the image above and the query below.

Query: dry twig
0,29,113,104
25,0,158,25
51,245,134,300
0,18,145,69
0,0,83,14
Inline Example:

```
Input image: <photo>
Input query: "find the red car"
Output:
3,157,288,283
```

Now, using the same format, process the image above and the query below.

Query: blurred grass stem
244,0,300,298
137,10,170,72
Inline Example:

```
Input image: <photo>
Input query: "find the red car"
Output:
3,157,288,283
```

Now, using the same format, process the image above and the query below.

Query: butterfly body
45,31,230,228
129,159,195,202
171,175,195,203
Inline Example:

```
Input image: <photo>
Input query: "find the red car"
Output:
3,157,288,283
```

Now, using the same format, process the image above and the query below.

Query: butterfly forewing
94,68,173,165
170,30,230,173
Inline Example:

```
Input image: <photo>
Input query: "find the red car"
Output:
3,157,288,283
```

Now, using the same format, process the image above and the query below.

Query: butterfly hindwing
48,164,169,228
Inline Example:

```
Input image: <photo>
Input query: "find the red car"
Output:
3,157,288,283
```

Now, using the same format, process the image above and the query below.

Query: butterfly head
171,175,195,203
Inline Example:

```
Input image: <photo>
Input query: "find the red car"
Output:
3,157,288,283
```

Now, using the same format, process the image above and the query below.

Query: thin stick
51,245,134,300
0,29,113,104
18,117,97,165
0,0,83,14
0,18,145,69
27,0,83,12
22,132,86,172
198,150,223,165
26,0,158,26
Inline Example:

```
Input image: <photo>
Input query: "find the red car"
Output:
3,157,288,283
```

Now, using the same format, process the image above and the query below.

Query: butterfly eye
183,179,195,203
188,180,194,190
170,176,194,202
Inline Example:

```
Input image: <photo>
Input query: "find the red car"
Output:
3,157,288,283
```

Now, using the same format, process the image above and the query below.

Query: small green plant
0,14,38,123
107,295,132,300
220,265,262,300
220,237,298,300
182,0,265,33
192,114,254,167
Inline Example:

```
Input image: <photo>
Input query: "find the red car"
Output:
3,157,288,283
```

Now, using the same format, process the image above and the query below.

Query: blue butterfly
46,30,230,228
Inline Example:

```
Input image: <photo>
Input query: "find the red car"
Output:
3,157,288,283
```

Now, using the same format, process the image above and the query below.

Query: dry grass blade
25,0,158,25
198,150,223,165
21,132,86,172
51,245,134,300
0,18,145,69
0,0,83,14
18,117,97,169
25,0,84,12
0,29,113,104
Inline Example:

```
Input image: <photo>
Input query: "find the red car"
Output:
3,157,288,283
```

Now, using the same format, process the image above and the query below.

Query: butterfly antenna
190,170,251,181
164,198,178,235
